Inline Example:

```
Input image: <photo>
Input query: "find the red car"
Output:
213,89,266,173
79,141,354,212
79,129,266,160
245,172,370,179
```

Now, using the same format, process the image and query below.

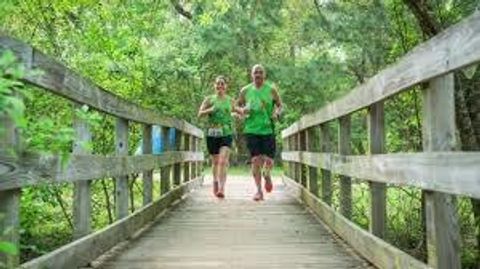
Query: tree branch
402,0,440,38
170,0,192,20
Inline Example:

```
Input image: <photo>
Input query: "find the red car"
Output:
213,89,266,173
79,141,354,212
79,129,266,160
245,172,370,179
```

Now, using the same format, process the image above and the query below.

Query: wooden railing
0,36,204,268
281,12,480,269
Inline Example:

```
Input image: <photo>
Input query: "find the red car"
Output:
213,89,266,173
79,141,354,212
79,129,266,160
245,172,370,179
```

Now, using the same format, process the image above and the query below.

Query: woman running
198,76,237,198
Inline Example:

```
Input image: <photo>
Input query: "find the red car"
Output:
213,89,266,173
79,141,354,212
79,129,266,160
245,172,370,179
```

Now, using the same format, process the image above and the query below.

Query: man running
238,64,283,201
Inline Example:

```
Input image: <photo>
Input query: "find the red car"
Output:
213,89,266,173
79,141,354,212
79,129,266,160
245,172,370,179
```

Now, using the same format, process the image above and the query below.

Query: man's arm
235,87,248,114
271,84,283,120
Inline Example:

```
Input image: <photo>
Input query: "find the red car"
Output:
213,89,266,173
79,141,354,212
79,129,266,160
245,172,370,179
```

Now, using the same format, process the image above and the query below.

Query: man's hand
271,107,282,121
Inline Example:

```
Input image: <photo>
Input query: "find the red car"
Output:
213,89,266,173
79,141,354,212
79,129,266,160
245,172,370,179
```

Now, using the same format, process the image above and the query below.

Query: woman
198,76,238,198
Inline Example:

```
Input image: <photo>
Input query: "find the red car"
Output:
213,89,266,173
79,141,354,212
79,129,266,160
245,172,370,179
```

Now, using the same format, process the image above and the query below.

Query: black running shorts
206,135,233,155
245,134,276,159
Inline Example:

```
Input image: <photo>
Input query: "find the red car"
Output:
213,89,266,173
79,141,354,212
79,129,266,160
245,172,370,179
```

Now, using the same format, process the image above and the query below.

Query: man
238,64,283,201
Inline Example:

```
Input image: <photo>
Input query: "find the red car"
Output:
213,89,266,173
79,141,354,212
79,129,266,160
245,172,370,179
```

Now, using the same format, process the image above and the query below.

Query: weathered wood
368,102,386,239
142,124,153,206
0,36,203,138
281,12,480,138
0,115,20,267
161,127,172,194
196,137,201,178
183,134,191,183
281,151,480,199
115,118,129,220
287,136,294,179
99,176,368,269
173,130,182,186
319,125,332,205
20,176,204,269
191,137,197,178
295,133,301,184
283,176,429,269
73,106,92,239
189,136,194,176
299,130,308,187
0,152,204,191
422,74,460,269
0,189,20,268
339,116,352,219
306,127,319,196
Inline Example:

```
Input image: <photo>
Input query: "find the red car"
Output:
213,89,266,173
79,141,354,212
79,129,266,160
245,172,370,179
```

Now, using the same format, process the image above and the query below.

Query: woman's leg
216,146,230,197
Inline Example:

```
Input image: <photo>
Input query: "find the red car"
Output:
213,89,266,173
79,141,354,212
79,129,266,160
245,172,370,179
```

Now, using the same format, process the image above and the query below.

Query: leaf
0,242,17,255
461,64,478,79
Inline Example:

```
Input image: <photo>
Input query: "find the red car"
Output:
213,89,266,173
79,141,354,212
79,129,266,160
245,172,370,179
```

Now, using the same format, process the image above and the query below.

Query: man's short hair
251,64,265,76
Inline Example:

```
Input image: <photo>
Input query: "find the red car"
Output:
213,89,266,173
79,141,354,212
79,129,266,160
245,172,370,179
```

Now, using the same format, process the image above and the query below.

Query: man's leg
252,155,264,201
263,156,274,193
212,155,219,195
217,146,230,198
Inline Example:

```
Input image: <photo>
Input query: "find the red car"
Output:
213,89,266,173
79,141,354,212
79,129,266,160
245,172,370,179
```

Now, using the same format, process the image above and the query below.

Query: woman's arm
231,98,244,115
198,97,214,117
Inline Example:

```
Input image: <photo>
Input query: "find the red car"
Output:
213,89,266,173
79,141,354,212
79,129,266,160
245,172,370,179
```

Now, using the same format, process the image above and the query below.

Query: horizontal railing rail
281,11,480,269
0,36,205,268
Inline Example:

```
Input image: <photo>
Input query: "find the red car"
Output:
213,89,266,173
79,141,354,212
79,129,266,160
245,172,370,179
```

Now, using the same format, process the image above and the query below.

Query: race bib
207,128,223,137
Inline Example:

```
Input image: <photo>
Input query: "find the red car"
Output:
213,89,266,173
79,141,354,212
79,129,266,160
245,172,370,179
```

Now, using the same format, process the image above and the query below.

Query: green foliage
24,118,75,162
0,50,27,129
0,241,17,255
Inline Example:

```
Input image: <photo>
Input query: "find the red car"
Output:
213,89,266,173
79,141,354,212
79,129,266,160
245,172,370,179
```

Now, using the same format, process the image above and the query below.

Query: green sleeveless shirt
243,82,275,135
207,94,233,136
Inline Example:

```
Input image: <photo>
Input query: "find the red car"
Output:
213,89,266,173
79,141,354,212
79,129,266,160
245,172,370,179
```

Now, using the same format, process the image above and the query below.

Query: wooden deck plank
94,176,371,269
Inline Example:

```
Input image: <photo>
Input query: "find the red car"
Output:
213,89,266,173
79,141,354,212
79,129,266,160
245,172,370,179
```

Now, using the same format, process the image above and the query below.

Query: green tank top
243,82,274,135
207,94,233,136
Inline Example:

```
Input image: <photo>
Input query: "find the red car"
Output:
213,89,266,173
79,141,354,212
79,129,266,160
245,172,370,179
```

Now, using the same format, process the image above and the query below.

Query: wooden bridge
1,11,480,269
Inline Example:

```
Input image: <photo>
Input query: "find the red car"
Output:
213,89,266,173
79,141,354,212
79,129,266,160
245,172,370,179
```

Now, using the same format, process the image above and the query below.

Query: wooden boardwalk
95,175,371,269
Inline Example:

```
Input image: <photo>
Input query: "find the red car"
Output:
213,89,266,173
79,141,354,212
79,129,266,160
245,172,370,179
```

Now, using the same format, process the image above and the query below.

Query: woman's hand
198,98,215,117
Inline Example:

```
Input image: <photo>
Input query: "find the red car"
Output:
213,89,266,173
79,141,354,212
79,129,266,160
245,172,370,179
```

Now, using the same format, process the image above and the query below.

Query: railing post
287,136,293,179
73,106,92,239
192,137,197,179
306,127,319,196
0,116,20,267
338,116,352,219
299,130,307,187
184,134,191,183
193,137,199,178
173,129,182,186
190,135,193,180
160,126,171,194
142,124,153,205
368,102,386,238
422,74,460,269
295,133,301,183
115,118,129,220
190,135,195,179
320,124,332,205
283,137,290,178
